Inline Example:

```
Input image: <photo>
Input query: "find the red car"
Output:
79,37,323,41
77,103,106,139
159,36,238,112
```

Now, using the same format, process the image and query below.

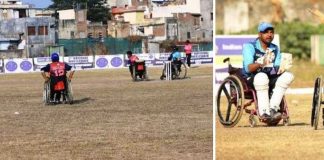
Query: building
107,0,212,53
0,0,57,58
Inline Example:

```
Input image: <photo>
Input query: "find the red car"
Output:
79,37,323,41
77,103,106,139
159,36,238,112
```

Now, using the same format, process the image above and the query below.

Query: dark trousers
186,54,191,67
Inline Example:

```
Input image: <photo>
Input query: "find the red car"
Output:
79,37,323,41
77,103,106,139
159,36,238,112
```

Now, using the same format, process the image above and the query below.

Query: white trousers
253,72,294,115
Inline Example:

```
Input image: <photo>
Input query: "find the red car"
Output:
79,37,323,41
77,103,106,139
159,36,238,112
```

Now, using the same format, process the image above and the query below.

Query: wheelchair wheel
216,75,245,127
175,61,187,79
65,79,74,104
132,66,137,81
142,66,149,81
311,77,322,130
43,81,51,105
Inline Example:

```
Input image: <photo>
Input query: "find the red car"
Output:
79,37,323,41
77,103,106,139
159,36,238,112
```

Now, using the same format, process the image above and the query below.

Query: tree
48,0,110,24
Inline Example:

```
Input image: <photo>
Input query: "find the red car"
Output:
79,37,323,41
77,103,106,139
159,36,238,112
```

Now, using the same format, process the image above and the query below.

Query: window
38,26,48,35
187,32,191,39
201,17,204,21
194,17,199,25
211,12,213,20
202,32,205,38
27,26,36,35
70,31,75,39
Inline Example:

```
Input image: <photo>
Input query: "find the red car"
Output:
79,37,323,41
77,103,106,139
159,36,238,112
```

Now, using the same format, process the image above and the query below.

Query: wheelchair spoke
221,85,231,101
225,103,232,122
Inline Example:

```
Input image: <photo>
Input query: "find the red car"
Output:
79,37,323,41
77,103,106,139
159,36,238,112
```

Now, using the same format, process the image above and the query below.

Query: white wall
224,1,249,34
152,0,200,18
58,9,75,20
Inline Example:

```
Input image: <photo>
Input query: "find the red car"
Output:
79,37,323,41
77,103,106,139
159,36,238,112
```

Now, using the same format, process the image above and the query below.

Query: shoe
260,113,271,121
270,109,282,121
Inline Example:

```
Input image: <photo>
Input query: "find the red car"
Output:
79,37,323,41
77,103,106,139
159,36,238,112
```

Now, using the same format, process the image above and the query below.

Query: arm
243,43,262,73
40,64,50,81
65,63,74,80
41,72,49,82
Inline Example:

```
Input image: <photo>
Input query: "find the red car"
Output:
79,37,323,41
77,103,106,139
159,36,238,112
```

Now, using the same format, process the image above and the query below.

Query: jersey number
54,69,64,77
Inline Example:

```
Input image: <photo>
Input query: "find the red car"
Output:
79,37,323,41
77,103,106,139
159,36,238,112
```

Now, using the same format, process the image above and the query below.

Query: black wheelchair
131,60,148,81
160,59,187,80
216,58,290,127
43,73,74,105
311,76,324,130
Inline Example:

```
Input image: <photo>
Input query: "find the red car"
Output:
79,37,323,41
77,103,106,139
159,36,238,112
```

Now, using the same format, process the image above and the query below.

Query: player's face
259,29,274,44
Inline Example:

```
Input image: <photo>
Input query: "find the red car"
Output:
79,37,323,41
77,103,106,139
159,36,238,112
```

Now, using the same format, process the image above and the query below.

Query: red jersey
129,55,139,65
50,62,66,91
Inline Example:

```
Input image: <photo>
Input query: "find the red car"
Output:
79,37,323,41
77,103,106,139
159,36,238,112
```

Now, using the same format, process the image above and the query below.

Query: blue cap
51,52,59,62
258,22,274,32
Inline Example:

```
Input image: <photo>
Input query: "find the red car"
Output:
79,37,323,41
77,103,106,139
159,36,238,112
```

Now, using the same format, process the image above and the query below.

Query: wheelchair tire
43,81,51,105
65,79,74,104
142,66,149,81
312,77,322,130
132,66,136,81
175,61,187,79
216,75,245,127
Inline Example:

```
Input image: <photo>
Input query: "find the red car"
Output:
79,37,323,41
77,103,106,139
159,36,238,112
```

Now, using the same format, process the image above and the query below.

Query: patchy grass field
216,60,324,159
0,65,212,159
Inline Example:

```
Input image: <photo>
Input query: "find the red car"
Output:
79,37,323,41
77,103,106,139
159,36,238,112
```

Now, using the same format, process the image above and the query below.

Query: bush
238,21,324,59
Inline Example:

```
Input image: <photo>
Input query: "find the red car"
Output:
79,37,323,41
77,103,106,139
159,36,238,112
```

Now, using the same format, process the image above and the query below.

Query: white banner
63,56,94,70
4,58,33,73
95,55,109,69
107,55,124,68
0,59,3,73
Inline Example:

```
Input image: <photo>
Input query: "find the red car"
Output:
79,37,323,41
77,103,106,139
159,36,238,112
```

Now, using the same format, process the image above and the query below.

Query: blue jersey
242,39,281,77
170,51,181,61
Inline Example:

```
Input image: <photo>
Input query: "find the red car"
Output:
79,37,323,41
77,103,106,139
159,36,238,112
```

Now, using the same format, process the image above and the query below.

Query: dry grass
290,59,324,88
0,65,212,160
216,61,324,160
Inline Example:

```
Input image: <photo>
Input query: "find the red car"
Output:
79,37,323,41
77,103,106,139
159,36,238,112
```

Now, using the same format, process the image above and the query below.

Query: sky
22,0,53,8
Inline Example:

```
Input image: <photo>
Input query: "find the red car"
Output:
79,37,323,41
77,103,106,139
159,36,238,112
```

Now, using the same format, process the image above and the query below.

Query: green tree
48,0,110,24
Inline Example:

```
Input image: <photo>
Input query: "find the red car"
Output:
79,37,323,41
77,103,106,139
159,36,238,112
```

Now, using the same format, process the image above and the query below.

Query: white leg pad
270,72,294,111
253,73,270,115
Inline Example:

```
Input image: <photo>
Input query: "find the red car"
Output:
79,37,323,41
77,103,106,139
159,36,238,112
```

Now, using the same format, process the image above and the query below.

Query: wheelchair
216,57,290,127
131,60,148,81
311,76,324,130
160,59,187,80
43,73,74,105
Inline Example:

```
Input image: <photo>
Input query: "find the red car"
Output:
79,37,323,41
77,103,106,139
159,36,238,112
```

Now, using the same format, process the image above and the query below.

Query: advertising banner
0,59,3,73
107,55,124,68
136,53,156,66
95,55,109,69
63,56,94,70
4,58,34,73
153,52,171,66
192,51,213,64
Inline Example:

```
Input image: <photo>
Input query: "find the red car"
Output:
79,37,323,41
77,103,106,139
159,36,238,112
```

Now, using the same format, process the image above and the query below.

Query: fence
59,37,143,56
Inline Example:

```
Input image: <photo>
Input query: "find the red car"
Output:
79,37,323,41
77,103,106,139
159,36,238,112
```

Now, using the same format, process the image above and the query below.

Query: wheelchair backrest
135,61,145,71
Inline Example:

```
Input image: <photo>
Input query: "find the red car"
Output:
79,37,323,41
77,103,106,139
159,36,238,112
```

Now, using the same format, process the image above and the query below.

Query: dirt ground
216,61,324,160
0,65,212,160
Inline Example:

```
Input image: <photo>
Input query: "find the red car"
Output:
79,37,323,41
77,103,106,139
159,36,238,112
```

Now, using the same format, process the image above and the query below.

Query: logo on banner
96,57,108,68
20,60,32,71
111,57,122,67
6,61,18,71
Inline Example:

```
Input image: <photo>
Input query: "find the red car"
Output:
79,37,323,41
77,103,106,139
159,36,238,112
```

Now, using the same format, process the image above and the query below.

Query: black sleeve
40,64,50,72
65,63,72,71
